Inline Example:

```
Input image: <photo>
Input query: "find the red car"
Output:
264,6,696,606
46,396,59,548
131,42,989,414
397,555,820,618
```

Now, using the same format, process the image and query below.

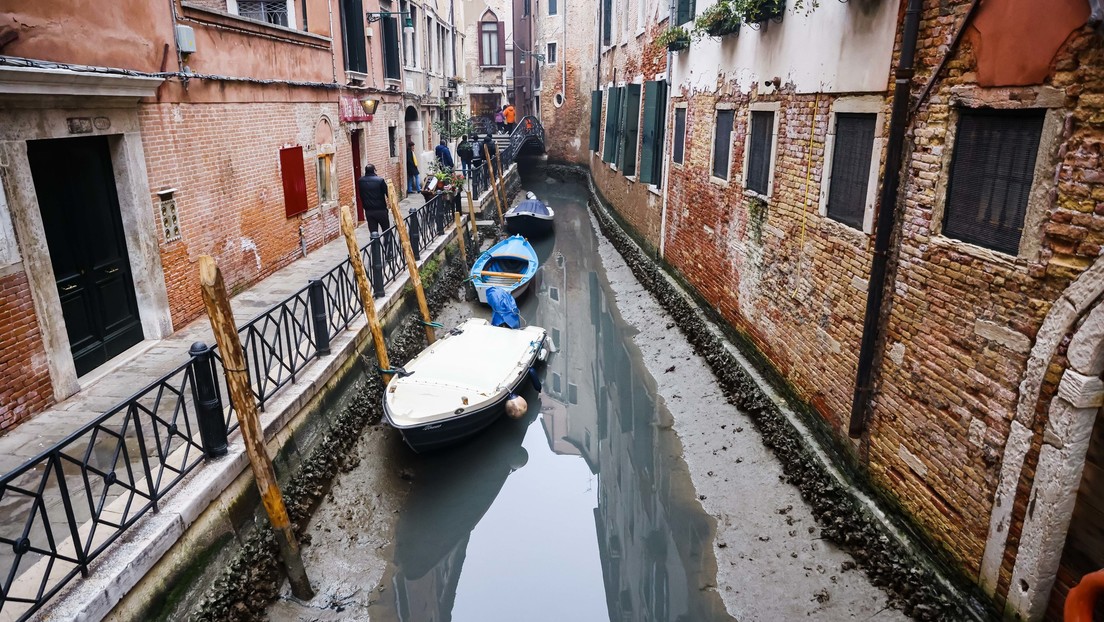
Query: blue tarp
512,199,551,217
486,286,521,328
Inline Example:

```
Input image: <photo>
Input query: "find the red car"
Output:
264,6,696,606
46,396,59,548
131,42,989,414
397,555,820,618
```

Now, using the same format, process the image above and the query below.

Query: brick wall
138,100,354,327
0,268,54,431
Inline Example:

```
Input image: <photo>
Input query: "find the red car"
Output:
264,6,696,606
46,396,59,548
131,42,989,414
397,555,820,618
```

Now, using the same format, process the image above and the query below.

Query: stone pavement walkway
0,193,428,475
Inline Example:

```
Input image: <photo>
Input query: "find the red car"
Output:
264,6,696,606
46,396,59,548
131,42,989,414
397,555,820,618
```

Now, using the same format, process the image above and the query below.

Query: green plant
693,0,741,39
747,196,768,243
427,160,466,195
431,109,478,141
656,26,691,50
732,0,786,23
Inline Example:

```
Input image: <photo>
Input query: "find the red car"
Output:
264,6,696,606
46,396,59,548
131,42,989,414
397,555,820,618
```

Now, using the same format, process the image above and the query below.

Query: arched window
479,10,504,67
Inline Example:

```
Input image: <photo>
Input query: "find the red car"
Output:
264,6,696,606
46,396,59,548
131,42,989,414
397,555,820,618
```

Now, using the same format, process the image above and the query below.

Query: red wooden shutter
478,22,485,65
496,22,505,66
280,146,308,218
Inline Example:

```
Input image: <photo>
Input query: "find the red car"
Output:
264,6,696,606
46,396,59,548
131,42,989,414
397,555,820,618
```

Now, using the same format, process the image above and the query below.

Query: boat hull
504,213,554,238
474,278,531,303
391,392,514,453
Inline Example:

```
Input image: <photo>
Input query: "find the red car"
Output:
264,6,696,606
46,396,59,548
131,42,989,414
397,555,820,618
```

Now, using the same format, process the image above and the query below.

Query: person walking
494,107,506,133
482,132,499,172
504,102,516,132
434,138,454,169
457,134,474,177
406,141,420,194
357,164,391,233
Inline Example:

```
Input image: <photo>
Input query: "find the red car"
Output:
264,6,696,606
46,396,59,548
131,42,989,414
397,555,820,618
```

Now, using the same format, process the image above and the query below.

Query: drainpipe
657,0,676,259
848,0,923,439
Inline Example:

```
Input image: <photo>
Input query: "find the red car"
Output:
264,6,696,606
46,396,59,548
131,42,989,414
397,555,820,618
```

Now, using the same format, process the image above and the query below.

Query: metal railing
0,194,460,621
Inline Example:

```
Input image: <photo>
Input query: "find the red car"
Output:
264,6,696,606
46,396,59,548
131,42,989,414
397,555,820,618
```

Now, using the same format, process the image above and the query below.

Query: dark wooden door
28,136,144,377
351,129,363,221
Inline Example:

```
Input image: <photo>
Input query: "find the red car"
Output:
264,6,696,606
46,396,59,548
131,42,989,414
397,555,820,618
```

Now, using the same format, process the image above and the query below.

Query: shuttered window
712,109,734,180
620,84,642,175
672,107,686,165
747,110,774,195
589,90,603,152
603,87,623,163
827,113,877,230
341,0,368,73
944,108,1044,255
480,21,504,65
676,0,696,24
639,81,668,185
381,15,401,79
602,0,612,45
280,146,308,218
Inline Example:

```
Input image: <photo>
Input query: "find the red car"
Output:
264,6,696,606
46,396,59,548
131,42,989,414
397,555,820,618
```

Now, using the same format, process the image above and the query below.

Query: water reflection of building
532,200,729,622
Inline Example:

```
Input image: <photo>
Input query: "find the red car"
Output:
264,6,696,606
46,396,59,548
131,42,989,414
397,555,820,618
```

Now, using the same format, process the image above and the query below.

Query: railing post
190,341,228,459
369,231,386,298
307,279,331,356
408,207,422,261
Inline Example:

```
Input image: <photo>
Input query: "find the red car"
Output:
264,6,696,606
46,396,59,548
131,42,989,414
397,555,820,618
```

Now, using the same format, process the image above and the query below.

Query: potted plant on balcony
736,0,785,24
656,26,692,51
693,0,741,39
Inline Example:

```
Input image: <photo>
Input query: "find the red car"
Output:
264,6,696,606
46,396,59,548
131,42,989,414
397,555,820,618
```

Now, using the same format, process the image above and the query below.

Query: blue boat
470,234,539,303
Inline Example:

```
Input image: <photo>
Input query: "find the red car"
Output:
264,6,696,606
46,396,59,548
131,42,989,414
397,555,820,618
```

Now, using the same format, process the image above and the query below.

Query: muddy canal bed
268,171,906,621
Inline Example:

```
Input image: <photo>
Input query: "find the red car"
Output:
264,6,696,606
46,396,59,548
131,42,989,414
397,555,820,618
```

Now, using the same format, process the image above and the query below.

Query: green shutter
603,87,622,163
676,0,695,25
589,90,603,152
621,83,642,176
639,80,667,185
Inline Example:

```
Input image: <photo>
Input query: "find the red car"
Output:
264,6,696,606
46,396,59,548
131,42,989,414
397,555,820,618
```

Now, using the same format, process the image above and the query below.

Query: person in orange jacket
504,103,516,132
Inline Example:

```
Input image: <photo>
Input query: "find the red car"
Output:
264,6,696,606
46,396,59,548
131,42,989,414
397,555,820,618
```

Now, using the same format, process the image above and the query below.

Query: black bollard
408,207,421,261
307,279,331,356
370,231,386,298
189,341,228,459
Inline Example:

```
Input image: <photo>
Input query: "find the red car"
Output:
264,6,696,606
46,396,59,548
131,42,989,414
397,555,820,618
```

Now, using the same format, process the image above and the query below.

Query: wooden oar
480,270,525,279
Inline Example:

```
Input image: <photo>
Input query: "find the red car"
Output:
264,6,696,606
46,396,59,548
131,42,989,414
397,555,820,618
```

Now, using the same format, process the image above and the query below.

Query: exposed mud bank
189,247,470,622
545,163,994,621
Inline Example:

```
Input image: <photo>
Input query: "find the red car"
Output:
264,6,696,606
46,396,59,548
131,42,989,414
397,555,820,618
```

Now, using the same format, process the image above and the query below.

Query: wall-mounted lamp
361,99,380,115
366,11,415,34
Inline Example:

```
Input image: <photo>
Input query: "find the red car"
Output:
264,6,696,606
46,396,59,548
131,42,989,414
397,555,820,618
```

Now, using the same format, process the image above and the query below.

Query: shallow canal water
364,171,732,622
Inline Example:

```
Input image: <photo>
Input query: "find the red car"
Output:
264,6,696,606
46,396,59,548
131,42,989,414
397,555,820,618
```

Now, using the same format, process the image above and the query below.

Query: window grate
673,108,686,164
827,113,876,230
238,1,289,26
944,108,1044,255
747,111,774,195
712,109,734,180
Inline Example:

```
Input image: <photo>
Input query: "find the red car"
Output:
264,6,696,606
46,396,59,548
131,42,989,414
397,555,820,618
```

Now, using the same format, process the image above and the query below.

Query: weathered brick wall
139,100,354,327
0,268,54,431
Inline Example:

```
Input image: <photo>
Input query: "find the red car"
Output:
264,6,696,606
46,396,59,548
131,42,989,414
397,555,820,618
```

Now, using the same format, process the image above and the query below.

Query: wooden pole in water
453,208,467,269
339,206,392,385
197,255,314,600
386,181,436,344
483,143,505,225
464,187,477,238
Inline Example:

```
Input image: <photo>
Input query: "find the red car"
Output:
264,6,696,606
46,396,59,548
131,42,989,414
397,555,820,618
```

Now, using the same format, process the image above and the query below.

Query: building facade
580,0,1104,618
0,0,466,430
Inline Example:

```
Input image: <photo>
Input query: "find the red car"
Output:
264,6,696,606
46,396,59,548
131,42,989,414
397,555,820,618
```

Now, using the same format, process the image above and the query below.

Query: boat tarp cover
510,199,551,217
487,286,521,328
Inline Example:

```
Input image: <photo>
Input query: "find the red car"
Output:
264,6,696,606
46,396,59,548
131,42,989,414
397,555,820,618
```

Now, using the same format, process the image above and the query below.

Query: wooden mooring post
339,206,393,384
386,181,437,344
197,255,314,600
464,188,477,239
483,143,505,225
454,208,467,269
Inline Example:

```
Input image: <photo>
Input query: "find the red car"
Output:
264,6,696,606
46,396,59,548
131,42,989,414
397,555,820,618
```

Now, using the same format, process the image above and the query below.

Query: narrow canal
268,165,904,621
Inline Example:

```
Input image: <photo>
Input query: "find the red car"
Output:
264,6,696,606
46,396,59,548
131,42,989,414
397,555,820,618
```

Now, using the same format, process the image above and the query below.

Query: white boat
504,192,555,238
383,318,548,452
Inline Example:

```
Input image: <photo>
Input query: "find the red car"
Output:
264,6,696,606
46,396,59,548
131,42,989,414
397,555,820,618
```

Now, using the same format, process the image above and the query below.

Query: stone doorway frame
0,67,172,401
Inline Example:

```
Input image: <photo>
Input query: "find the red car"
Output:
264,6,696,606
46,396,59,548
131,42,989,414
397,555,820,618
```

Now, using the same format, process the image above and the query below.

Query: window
826,113,877,229
746,110,775,195
549,0,558,15
480,21,504,65
589,90,603,152
603,86,624,163
340,0,367,73
232,0,295,27
602,0,612,45
402,4,418,68
711,109,734,180
388,126,398,158
639,80,668,185
943,108,1045,254
317,153,334,203
676,0,695,24
620,83,642,175
381,12,401,79
547,42,557,64
524,0,531,16
672,107,686,165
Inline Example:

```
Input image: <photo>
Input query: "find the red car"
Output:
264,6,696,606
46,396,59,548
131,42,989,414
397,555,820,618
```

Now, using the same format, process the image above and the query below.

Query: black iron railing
0,194,460,621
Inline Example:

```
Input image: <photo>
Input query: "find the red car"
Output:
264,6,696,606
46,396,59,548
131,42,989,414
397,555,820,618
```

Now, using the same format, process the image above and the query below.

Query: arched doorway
404,105,422,193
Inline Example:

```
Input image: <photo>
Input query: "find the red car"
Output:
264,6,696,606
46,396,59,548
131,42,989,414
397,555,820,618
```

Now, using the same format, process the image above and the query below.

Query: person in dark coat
406,141,421,194
457,134,475,177
357,164,391,233
482,133,498,172
434,138,455,169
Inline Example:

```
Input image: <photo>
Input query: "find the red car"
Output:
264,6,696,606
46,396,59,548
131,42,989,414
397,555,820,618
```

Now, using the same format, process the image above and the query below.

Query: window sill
180,3,331,46
345,70,369,84
931,235,1023,269
822,215,868,241
743,188,769,201
624,175,637,183
709,175,729,187
647,184,662,196
404,67,424,74
480,65,507,69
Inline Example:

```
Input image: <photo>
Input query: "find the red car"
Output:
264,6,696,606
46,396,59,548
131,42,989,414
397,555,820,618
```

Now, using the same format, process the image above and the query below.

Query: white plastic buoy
505,394,528,419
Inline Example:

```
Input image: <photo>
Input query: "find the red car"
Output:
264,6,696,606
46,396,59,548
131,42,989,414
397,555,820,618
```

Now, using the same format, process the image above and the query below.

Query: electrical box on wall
175,25,197,55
